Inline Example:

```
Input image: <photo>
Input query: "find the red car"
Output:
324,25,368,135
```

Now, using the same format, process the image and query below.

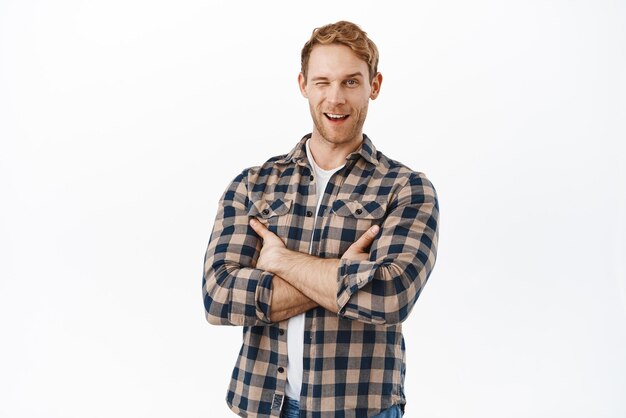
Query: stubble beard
310,104,368,147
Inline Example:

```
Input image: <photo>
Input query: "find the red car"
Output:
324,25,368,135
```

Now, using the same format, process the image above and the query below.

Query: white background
1,1,625,417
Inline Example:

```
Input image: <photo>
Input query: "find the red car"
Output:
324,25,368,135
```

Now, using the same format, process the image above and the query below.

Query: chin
323,127,357,143
320,130,348,143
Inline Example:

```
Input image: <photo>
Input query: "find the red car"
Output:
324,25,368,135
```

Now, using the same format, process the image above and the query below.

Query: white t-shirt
285,139,345,400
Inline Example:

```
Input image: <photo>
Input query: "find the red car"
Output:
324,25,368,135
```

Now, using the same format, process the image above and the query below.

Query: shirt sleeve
336,172,439,325
202,169,274,326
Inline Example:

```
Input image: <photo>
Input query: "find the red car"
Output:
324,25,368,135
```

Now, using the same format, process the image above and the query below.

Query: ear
369,72,383,100
298,72,308,98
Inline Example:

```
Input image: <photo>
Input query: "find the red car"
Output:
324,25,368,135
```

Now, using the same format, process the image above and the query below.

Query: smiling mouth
324,113,349,121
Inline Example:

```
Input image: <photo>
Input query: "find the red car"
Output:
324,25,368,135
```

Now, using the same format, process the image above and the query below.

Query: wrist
268,247,293,276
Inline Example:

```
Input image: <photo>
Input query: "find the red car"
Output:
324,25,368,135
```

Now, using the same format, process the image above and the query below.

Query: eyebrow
310,72,365,82
345,72,365,79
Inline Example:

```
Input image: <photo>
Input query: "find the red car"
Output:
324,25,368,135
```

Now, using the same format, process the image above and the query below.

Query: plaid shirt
203,134,439,418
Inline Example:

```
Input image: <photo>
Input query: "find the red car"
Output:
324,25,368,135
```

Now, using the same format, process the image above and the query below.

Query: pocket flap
331,199,387,219
248,199,292,219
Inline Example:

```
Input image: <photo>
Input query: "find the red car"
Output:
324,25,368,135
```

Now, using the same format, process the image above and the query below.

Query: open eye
345,79,359,87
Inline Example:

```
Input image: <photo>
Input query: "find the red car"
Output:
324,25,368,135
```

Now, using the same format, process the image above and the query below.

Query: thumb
249,218,269,239
353,224,380,251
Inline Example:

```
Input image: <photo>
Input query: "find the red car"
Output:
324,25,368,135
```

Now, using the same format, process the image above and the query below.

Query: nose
325,82,346,106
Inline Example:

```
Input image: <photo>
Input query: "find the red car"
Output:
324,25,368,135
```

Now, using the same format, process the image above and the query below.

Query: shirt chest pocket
248,198,293,239
327,199,388,255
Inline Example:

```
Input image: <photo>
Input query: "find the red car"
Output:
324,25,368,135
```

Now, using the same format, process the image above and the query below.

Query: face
299,44,382,148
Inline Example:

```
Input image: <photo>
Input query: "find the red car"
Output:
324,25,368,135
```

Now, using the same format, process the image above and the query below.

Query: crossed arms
249,218,379,322
203,168,439,327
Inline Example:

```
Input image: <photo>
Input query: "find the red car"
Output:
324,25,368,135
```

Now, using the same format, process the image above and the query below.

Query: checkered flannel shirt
203,134,439,417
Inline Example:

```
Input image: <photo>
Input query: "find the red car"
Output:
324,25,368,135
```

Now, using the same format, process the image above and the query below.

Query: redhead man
203,21,439,418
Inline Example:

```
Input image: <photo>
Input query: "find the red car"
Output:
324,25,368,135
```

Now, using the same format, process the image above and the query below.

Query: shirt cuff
254,271,274,324
336,259,377,311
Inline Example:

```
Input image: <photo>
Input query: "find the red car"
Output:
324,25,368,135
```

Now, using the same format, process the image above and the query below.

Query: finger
249,218,269,238
352,224,380,251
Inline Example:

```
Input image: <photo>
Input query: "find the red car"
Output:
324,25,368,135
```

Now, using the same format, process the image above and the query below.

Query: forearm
336,174,439,325
203,172,275,327
269,276,318,322
203,262,274,326
268,249,340,313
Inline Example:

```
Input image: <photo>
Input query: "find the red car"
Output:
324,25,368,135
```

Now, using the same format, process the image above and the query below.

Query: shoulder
367,150,438,212
375,150,435,188
228,152,296,188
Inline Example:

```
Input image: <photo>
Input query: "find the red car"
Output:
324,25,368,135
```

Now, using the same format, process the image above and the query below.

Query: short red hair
300,21,379,83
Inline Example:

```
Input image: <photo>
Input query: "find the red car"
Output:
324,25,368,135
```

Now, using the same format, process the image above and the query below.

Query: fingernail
371,225,379,233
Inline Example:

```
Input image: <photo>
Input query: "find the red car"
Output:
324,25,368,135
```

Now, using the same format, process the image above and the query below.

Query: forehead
307,44,368,79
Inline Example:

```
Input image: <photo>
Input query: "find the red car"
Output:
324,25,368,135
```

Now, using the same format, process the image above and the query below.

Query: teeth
326,113,347,119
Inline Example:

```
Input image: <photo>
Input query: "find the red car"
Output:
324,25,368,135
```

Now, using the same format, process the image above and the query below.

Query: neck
308,133,363,170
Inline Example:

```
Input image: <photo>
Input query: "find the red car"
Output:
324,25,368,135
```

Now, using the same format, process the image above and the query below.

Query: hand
249,218,287,272
342,225,380,261
250,217,379,270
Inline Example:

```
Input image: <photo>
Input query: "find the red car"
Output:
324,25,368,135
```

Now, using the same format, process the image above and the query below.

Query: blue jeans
372,405,403,418
280,397,300,418
280,397,403,417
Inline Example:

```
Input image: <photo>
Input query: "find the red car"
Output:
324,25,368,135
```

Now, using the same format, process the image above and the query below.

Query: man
203,21,439,418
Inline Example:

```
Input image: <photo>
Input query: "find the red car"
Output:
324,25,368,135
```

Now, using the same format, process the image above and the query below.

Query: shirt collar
276,133,379,167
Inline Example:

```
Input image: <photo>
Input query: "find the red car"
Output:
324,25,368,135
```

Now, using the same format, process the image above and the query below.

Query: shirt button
278,367,284,373
306,210,313,217
309,175,314,181
355,208,363,215
262,209,270,215
279,329,284,336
